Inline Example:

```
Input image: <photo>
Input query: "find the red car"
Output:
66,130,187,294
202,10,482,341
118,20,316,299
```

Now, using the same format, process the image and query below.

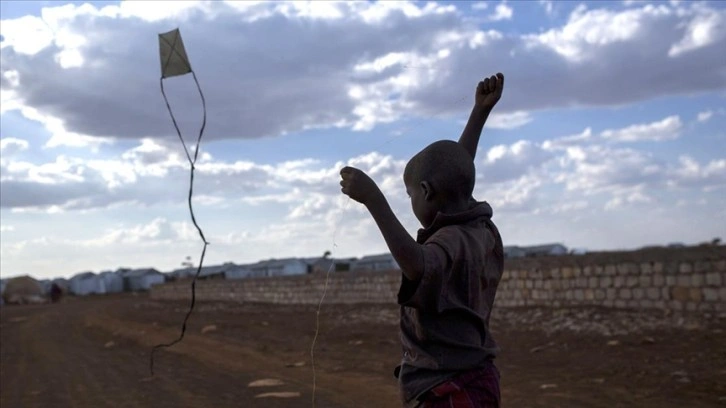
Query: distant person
50,283,63,303
340,73,505,407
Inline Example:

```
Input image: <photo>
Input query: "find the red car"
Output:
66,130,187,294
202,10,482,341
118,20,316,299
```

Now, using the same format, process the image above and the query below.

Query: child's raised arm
458,72,504,160
340,166,424,282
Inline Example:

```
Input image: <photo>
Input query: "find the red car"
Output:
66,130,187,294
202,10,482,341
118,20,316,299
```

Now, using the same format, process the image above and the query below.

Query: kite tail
150,71,208,377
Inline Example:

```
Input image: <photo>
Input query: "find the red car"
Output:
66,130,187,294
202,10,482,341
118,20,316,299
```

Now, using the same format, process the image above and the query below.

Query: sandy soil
1,294,725,408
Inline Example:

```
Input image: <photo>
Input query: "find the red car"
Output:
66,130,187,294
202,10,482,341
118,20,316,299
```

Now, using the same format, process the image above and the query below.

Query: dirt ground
1,294,725,408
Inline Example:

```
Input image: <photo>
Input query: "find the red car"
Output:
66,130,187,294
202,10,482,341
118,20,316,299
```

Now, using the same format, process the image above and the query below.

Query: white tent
224,264,253,280
99,271,124,293
2,276,45,304
69,272,105,296
123,269,165,292
351,253,400,272
246,258,309,278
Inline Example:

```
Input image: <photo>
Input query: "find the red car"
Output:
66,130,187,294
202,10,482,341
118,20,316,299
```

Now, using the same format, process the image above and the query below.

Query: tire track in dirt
1,302,348,408
87,310,400,408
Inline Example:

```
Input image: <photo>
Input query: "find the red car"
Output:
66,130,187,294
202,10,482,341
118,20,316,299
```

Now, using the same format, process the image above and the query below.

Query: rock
201,324,217,334
540,384,557,390
641,337,655,345
248,379,285,387
607,340,620,346
348,340,364,346
261,321,269,326
529,342,555,353
104,341,115,348
670,370,688,377
255,392,301,398
684,322,701,330
676,377,691,383
286,361,306,368
591,378,605,384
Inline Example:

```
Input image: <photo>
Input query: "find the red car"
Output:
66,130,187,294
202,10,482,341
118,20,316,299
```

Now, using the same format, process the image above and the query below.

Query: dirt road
1,294,724,407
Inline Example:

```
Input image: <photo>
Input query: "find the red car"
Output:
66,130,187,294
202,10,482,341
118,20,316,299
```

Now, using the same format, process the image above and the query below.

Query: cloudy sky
1,0,725,280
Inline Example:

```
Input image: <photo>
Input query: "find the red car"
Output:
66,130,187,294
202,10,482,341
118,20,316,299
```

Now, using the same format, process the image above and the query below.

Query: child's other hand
340,166,382,205
476,72,504,110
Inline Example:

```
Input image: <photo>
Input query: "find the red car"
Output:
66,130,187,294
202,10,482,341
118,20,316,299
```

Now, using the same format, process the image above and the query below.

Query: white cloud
481,140,555,183
2,134,724,278
669,6,726,57
0,225,15,232
542,127,593,150
0,137,29,155
557,144,663,193
488,3,513,22
0,15,55,55
539,0,554,16
601,115,682,142
1,1,722,148
0,1,474,144
526,4,668,62
604,187,652,211
471,2,489,11
0,137,408,215
487,111,533,129
697,110,713,122
82,217,197,247
474,122,721,214
0,139,266,210
477,172,544,213
550,200,589,214
668,156,726,191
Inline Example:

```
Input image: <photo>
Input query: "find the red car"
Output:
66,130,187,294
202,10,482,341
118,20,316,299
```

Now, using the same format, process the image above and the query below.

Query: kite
149,28,208,376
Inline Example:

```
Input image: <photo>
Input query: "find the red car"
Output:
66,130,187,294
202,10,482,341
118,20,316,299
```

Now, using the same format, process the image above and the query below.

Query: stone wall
151,245,726,312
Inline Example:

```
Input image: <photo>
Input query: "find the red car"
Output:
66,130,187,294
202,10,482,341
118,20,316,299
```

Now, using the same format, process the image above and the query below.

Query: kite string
309,91,470,406
310,196,351,407
150,71,208,376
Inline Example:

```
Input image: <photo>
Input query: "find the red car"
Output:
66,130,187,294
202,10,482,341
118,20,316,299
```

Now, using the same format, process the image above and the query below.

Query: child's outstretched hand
340,166,382,205
476,72,504,110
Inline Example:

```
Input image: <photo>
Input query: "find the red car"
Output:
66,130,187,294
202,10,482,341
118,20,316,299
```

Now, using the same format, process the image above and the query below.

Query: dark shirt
396,201,504,406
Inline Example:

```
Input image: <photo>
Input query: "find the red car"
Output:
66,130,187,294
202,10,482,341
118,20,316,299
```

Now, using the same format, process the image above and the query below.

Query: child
339,73,505,408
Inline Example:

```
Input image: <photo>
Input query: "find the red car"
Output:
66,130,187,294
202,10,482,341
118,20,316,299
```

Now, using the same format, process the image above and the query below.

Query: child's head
403,140,475,227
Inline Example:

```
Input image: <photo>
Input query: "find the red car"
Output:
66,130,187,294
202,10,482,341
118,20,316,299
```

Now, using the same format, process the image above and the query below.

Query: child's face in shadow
405,178,437,229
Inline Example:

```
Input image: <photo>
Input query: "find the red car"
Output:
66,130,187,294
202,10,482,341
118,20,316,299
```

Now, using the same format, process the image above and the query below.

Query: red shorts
417,363,501,408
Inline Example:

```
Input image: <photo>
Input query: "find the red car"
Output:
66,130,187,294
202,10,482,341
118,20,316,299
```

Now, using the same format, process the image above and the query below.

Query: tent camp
2,276,46,305
123,268,165,291
99,271,124,293
69,272,105,296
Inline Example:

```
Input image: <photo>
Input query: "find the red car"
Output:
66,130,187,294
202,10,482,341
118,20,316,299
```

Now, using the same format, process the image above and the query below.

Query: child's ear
420,181,434,201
